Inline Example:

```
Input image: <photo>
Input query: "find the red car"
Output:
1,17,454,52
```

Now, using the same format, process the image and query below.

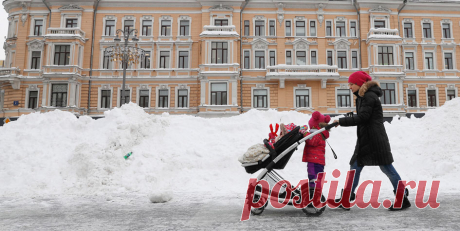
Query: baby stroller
241,122,338,216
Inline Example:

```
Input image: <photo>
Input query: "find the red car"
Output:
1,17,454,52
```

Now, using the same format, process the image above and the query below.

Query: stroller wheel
250,185,268,216
302,194,327,217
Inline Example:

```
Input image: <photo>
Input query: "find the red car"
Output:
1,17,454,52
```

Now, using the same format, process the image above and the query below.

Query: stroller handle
325,122,339,130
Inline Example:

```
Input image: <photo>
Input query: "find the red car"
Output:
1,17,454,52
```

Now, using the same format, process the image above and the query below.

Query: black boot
389,189,411,211
334,189,355,210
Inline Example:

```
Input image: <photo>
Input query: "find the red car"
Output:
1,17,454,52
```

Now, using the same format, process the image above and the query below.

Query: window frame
422,22,432,39
244,49,251,69
178,50,189,69
33,19,44,36
210,82,228,106
156,86,170,108
286,50,293,65
373,20,386,29
326,20,333,37
310,50,317,65
159,50,171,69
118,88,131,106
137,88,151,108
54,44,71,66
293,87,312,109
380,82,397,105
442,23,451,39
295,20,306,37
31,51,41,70
443,52,454,70
100,89,112,109
351,50,359,69
141,19,153,37
255,50,265,69
285,20,292,37
336,88,352,108
27,90,39,109
350,20,357,37
50,83,68,107
141,51,151,69
160,20,172,36
327,50,334,66
426,87,438,107
403,22,413,38
296,50,307,65
269,19,276,36
105,19,116,36
337,50,347,69
407,88,418,108
377,46,394,66
211,41,228,64
309,20,317,37
176,87,190,108
335,21,346,37
269,50,276,67
424,52,434,70
244,20,250,36
179,19,190,36
252,87,269,109
65,18,78,28
405,51,415,70
254,20,265,36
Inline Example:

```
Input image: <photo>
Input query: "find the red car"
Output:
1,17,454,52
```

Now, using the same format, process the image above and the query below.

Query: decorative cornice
209,4,233,12
58,4,84,11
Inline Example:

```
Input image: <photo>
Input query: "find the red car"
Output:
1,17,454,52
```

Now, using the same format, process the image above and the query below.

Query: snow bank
1,99,460,199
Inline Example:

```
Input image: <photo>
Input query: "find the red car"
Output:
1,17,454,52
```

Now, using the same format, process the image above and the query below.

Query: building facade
1,0,459,121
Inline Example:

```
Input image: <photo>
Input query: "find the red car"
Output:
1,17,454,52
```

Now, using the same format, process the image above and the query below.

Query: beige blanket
238,143,270,163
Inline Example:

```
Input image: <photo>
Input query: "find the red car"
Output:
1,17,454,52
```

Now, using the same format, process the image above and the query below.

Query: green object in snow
124,152,133,159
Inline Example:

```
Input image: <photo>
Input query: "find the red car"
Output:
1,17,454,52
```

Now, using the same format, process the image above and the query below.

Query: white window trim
208,82,229,105
211,14,232,26
158,49,172,69
371,16,389,29
285,19,292,37
442,51,456,71
285,49,293,65
29,16,47,36
176,49,191,69
293,85,313,109
294,16,307,37
10,19,19,38
335,86,354,108
97,85,113,110
402,19,415,39
48,82,69,107
351,49,359,69
140,16,154,37
137,85,152,108
61,14,82,28
177,16,192,37
268,19,276,37
208,40,231,64
159,16,173,37
175,85,191,109
122,16,136,35
310,49,318,65
100,47,114,69
253,49,266,69
25,85,40,109
349,20,358,37
380,82,399,105
336,50,348,69
253,16,266,37
445,85,458,101
426,85,439,108
334,18,347,37
295,50,308,65
156,85,171,108
423,51,436,70
326,49,334,66
78,46,84,67
268,49,277,67
117,85,133,107
251,85,270,109
52,43,73,66
406,85,420,108
102,15,117,36
440,20,453,39
421,19,434,39
325,20,333,37
404,50,417,71
309,19,317,37
243,49,251,69
26,40,45,70
376,45,397,66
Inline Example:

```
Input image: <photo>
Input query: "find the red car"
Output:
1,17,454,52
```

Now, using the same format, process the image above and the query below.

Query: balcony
46,28,86,41
369,65,404,76
200,25,239,37
0,67,20,77
43,65,83,77
367,28,401,43
266,65,339,76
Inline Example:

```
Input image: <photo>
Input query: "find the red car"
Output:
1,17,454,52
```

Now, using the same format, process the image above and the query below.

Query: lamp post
104,29,146,106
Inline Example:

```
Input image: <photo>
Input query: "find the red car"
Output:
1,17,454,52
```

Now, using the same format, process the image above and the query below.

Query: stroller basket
242,126,303,174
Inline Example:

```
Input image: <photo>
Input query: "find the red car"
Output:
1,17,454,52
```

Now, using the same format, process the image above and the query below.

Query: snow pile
1,99,460,200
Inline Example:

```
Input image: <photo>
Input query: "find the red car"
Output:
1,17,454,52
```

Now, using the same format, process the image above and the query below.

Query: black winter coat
339,81,394,166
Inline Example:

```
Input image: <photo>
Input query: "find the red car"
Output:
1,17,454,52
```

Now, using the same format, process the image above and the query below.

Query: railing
43,65,82,76
367,28,400,38
47,28,86,38
266,65,339,74
369,65,404,73
203,25,235,32
0,67,20,76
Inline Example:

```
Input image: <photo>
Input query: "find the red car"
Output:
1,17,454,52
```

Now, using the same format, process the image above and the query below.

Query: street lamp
104,29,146,106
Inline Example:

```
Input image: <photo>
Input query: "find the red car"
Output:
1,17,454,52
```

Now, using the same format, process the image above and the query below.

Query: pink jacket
302,129,329,166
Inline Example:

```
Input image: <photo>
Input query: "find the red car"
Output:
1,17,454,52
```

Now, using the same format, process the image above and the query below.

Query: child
303,111,331,192
268,123,308,149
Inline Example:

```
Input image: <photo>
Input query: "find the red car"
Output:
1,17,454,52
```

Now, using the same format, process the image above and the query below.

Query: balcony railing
0,67,20,77
266,65,339,75
367,28,400,38
369,65,404,74
47,28,86,38
43,65,82,76
203,25,235,32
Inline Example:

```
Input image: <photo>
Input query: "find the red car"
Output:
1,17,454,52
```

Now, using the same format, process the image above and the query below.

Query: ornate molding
422,18,431,23
102,84,110,90
59,4,84,11
276,3,285,27
255,15,265,20
21,14,28,27
29,84,38,91
339,84,348,89
408,84,417,90
329,38,352,50
27,39,45,51
441,19,451,23
297,84,306,89
447,84,455,90
428,84,436,90
160,84,168,90
369,5,391,13
251,38,270,50
142,15,152,20
140,84,149,90
209,4,233,11
178,84,187,90
256,84,265,89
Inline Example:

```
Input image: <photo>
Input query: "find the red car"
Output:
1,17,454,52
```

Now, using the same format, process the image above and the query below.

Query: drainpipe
88,0,101,115
398,0,407,66
239,0,250,114
42,0,51,27
398,0,407,110
352,0,362,70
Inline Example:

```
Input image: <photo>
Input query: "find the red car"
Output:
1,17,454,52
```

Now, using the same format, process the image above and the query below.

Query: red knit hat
348,71,372,87
309,111,331,130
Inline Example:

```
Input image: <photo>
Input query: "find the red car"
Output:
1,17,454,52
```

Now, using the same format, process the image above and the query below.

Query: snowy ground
1,98,460,229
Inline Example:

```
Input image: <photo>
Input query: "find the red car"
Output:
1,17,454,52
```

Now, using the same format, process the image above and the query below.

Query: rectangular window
142,20,152,36
269,20,275,36
425,52,434,70
295,89,309,108
327,51,333,66
139,90,149,108
447,90,456,100
244,20,250,36
178,51,189,68
215,19,228,26
423,23,432,38
51,84,68,107
445,53,453,70
161,20,171,36
211,83,227,105
408,90,417,107
286,51,292,65
442,23,451,39
311,51,317,65
336,21,345,37
337,89,351,107
28,91,38,109
159,51,170,68
105,20,115,36
244,50,250,69
337,51,347,69
101,90,111,109
211,42,228,64
378,46,394,65
141,51,151,69
285,21,291,36
352,51,358,69
119,89,130,105
158,89,168,108
296,51,306,65
31,51,41,69
253,89,268,108
404,23,413,38
296,21,305,36
66,19,78,28
427,90,436,107
374,20,385,29
178,89,188,108
54,45,71,66
269,51,276,67
326,21,332,36
350,21,356,37
405,52,414,70
381,83,396,104
310,21,316,36
34,19,43,36
180,20,189,36
124,20,134,33
255,20,265,36
255,51,265,69
103,51,112,69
